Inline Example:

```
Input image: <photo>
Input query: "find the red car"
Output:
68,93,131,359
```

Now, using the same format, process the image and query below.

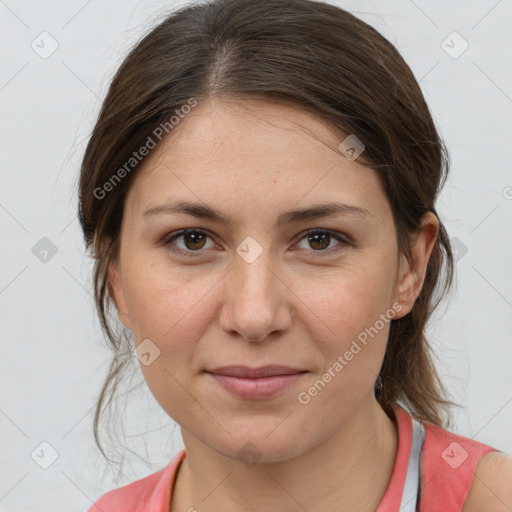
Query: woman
79,0,512,510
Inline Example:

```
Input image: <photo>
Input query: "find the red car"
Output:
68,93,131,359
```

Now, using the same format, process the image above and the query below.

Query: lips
206,365,306,378
205,365,308,399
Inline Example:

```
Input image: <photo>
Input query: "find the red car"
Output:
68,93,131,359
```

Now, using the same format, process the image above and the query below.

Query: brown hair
78,0,456,461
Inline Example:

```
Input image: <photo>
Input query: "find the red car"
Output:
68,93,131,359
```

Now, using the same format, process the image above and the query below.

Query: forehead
124,97,388,225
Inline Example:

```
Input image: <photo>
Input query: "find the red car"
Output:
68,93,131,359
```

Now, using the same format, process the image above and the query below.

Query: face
109,96,433,463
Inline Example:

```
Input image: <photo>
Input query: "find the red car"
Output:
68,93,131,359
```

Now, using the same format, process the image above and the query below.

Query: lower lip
207,372,307,399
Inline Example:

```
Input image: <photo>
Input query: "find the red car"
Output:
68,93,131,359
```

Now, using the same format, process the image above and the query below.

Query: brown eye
307,232,331,251
182,232,207,250
164,229,216,257
295,229,351,255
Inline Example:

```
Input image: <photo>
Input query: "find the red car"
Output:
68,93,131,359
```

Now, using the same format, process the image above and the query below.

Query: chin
205,428,313,467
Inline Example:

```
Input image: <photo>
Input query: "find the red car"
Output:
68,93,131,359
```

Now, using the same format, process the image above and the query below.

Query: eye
163,228,352,258
293,229,352,255
163,229,217,257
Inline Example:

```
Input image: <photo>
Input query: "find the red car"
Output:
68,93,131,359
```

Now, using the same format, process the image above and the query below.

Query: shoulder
87,450,186,512
462,451,512,512
87,468,165,512
418,416,508,511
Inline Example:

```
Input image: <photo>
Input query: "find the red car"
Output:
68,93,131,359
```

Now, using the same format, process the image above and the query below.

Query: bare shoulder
462,451,512,512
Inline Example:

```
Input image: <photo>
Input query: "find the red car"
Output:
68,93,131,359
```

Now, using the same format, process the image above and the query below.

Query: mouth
205,365,308,399
207,365,307,378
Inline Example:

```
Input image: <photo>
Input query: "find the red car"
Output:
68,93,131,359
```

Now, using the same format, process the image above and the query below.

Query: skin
463,451,512,512
108,96,443,512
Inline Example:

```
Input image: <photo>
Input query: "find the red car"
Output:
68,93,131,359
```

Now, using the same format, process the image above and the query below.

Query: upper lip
206,365,307,378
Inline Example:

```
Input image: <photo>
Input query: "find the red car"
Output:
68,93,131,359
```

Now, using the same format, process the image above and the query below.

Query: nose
218,247,292,343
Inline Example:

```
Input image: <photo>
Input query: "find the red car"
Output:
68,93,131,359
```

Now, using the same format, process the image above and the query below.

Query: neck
172,396,398,512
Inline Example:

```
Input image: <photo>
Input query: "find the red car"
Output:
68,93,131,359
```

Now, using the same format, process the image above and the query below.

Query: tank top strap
399,415,425,511
377,405,419,512
376,405,499,512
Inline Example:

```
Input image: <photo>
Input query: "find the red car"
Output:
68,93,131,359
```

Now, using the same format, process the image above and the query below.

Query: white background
1,0,511,510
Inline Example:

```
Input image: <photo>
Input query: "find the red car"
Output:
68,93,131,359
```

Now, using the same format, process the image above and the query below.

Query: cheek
311,257,396,338
124,255,217,341
303,253,396,384
296,279,392,419
124,260,218,422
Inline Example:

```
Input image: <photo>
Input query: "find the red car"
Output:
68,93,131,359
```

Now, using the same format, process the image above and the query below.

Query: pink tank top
88,405,498,511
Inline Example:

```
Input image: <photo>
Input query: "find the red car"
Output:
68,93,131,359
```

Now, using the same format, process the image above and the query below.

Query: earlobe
393,212,439,319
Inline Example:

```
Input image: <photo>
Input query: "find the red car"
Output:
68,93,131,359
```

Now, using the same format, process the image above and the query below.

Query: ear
392,212,439,320
109,259,132,329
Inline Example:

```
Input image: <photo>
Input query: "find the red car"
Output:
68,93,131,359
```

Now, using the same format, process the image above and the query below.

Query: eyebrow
142,200,372,227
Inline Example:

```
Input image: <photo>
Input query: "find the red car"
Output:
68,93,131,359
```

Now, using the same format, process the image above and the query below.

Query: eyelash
162,228,353,258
